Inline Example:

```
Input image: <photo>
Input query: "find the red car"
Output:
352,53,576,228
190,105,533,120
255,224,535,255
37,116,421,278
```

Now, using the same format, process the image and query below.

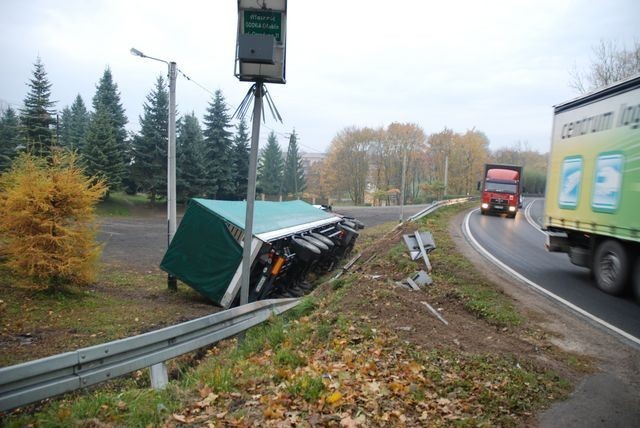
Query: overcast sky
1,0,638,154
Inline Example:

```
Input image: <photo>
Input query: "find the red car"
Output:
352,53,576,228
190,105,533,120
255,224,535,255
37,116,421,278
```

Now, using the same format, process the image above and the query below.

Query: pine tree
83,104,125,194
282,129,306,197
130,76,168,202
0,106,21,171
202,90,233,199
20,57,56,157
258,132,284,197
231,118,250,200
177,112,207,201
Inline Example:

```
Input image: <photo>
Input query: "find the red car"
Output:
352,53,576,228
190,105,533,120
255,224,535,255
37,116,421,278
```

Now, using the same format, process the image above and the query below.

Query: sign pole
167,61,178,291
240,81,264,306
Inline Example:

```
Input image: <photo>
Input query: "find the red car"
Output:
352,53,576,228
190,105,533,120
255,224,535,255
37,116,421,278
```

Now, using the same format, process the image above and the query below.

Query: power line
176,68,216,98
173,68,324,154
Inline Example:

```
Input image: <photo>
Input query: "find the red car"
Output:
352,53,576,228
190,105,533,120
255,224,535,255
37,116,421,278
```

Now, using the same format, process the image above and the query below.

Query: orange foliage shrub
0,152,106,287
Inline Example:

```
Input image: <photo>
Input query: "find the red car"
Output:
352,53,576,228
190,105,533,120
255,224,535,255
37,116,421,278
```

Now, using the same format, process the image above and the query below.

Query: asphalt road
466,197,640,345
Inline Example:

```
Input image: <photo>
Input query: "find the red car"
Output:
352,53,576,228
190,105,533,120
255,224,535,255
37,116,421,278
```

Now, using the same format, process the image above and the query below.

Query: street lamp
130,47,177,291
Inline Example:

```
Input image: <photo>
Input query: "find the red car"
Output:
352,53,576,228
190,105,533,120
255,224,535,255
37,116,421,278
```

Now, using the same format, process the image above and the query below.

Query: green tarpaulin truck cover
160,199,337,305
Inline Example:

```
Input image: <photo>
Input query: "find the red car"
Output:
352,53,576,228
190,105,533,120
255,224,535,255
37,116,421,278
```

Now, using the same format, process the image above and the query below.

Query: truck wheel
593,240,629,295
632,257,640,303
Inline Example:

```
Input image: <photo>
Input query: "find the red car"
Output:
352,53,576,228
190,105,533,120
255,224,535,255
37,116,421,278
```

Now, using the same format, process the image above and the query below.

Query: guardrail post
150,362,169,389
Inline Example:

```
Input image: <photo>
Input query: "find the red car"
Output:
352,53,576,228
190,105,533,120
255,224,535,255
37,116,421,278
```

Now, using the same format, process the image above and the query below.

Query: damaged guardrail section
0,298,299,412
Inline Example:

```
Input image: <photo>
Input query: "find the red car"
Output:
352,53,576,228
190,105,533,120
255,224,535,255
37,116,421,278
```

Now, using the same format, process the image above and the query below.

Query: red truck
479,164,523,218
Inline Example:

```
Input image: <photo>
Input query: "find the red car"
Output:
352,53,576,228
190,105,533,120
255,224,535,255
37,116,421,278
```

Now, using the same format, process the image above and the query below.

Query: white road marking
464,209,640,347
523,198,547,236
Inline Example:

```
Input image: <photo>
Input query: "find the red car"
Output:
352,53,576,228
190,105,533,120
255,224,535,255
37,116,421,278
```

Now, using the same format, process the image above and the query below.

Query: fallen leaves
326,391,343,405
162,297,567,427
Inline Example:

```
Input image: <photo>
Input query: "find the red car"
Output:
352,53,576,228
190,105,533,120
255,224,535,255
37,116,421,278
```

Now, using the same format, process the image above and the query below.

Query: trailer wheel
593,239,629,295
632,257,640,303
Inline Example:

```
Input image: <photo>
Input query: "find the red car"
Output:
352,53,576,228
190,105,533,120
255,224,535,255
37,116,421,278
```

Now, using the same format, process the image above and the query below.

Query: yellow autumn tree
0,152,106,288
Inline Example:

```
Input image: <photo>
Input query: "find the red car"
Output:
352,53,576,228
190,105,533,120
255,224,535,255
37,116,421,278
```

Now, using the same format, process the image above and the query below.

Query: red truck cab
480,164,523,218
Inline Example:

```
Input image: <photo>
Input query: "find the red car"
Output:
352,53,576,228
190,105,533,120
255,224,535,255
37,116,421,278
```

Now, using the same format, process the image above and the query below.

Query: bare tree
570,39,640,93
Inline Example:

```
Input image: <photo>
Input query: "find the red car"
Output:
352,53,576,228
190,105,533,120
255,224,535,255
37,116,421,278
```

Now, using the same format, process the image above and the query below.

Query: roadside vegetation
2,202,583,426
95,191,158,217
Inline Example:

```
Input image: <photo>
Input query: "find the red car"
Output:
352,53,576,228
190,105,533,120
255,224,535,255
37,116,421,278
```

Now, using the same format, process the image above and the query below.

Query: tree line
0,57,306,202
308,124,548,206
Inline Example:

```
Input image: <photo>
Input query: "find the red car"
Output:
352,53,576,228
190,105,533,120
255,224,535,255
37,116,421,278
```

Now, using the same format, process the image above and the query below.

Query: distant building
300,152,326,176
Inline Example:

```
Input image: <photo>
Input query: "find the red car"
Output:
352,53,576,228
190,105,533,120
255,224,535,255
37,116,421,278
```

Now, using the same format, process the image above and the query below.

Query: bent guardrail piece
0,298,299,412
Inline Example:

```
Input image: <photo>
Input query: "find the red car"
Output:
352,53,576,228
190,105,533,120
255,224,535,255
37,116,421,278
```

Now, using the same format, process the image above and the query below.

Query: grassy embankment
2,203,581,426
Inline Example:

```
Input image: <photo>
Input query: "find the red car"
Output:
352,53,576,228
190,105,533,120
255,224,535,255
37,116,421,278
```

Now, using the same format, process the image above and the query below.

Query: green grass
3,385,182,428
96,191,164,217
387,242,419,276
419,203,524,327
286,374,326,401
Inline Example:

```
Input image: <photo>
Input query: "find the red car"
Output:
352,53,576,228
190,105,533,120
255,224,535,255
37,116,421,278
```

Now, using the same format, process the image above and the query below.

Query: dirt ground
337,221,578,380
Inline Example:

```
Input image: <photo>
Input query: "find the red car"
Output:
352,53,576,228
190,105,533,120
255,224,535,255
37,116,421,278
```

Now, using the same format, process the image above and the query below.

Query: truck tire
633,257,640,303
593,239,629,296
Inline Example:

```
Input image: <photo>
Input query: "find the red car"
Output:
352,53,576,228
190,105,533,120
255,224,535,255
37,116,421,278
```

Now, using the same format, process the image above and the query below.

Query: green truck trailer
544,73,640,298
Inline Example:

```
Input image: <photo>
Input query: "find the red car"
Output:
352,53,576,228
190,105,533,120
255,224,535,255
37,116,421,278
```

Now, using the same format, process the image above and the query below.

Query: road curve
464,198,640,348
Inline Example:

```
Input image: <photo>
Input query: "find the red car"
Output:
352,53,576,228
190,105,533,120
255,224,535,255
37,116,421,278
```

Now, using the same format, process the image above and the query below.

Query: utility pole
130,48,177,291
444,155,449,199
129,48,177,389
399,145,407,223
240,82,263,306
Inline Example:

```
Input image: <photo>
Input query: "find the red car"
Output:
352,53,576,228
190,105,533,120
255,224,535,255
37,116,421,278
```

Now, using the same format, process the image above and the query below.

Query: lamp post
130,48,177,291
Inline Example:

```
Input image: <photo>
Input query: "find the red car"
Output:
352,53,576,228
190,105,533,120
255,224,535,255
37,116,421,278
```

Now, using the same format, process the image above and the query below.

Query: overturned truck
160,199,361,308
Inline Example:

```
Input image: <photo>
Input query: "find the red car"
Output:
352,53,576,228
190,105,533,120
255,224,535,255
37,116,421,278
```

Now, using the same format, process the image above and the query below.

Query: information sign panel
243,10,282,43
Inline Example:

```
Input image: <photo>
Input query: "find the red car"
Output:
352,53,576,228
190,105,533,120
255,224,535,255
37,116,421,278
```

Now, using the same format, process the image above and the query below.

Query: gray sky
1,0,638,154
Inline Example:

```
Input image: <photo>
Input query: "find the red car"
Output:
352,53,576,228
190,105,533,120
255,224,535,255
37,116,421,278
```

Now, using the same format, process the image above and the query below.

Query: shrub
0,152,106,287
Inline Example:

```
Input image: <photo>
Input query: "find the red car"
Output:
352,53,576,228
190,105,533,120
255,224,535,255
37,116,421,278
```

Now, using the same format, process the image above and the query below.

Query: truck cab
480,164,523,218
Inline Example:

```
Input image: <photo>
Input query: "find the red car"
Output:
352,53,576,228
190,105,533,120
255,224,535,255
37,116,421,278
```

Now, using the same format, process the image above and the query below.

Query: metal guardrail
409,197,474,222
0,298,299,412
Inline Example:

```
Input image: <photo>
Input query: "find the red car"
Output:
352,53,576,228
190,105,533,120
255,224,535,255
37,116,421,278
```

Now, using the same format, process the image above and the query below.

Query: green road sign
244,10,282,42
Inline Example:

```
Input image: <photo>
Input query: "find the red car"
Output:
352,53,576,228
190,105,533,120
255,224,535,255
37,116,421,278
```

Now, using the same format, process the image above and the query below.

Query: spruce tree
20,57,56,157
282,130,306,197
202,90,233,199
257,132,284,197
231,118,250,200
68,95,89,152
0,106,21,171
177,112,206,201
83,104,125,194
58,106,73,150
130,76,168,202
92,68,128,176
